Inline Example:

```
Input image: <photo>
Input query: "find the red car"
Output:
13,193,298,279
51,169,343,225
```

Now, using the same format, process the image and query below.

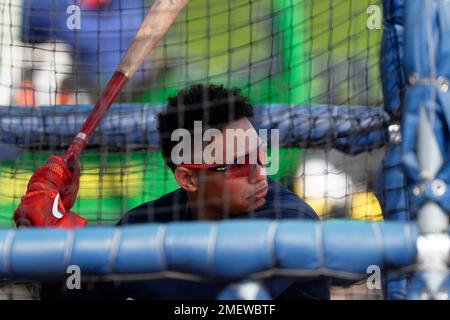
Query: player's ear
174,166,198,192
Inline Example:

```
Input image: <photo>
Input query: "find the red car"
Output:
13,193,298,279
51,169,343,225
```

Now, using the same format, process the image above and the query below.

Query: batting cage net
0,0,447,301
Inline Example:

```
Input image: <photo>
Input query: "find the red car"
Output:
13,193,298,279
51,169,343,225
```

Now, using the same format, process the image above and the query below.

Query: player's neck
186,193,224,221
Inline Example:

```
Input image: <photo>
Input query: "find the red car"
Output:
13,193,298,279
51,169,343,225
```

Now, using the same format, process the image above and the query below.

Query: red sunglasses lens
183,145,267,178
226,164,252,178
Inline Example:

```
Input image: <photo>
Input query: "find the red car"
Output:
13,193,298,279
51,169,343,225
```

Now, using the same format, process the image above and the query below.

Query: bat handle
63,71,129,163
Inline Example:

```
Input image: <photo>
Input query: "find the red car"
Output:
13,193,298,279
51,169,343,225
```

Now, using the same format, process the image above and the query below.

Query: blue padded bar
0,220,418,281
0,104,390,154
381,0,405,117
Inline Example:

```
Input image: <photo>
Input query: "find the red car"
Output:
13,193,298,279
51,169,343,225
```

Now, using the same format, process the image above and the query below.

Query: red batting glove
14,156,88,229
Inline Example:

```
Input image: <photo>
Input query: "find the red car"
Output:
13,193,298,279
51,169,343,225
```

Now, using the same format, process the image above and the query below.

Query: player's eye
227,163,250,176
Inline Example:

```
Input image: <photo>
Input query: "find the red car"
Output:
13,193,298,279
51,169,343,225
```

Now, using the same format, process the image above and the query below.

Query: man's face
191,118,269,217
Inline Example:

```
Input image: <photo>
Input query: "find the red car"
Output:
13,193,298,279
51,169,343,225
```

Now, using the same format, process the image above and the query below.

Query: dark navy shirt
118,178,319,224
41,179,330,300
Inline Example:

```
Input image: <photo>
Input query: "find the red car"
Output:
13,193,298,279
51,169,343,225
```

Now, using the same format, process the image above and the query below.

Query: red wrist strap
55,212,89,229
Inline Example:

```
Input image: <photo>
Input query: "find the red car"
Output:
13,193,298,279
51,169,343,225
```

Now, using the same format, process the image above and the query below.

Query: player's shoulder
117,188,189,225
263,178,319,220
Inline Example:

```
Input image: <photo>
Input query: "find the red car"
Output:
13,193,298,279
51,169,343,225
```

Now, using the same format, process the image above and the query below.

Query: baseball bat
64,0,189,162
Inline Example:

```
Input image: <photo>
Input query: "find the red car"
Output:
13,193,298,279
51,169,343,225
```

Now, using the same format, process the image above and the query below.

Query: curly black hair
158,84,254,171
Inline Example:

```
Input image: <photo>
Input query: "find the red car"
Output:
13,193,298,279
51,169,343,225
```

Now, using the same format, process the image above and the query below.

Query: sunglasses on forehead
180,143,268,178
